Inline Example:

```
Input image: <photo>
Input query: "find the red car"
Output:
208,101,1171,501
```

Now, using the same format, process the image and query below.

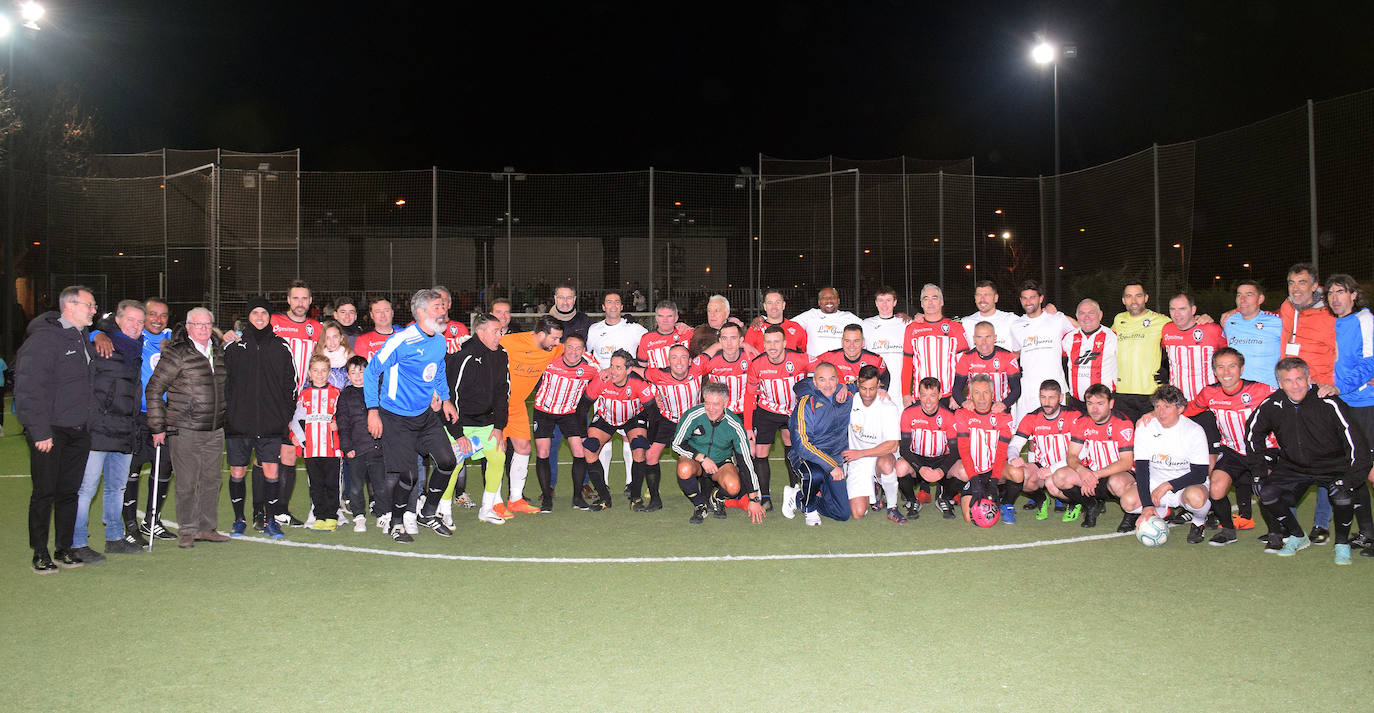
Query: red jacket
1279,299,1336,384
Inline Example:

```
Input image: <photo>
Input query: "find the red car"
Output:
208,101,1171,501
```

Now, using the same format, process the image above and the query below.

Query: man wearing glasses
145,307,230,549
16,285,98,573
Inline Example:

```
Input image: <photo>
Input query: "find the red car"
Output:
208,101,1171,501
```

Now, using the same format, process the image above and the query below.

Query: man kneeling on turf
894,377,960,520
1055,383,1136,531
1121,385,1213,544
950,374,1016,525
842,365,904,522
786,362,853,526
672,382,764,525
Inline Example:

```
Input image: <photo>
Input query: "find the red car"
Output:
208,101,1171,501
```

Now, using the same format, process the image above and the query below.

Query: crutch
146,442,162,552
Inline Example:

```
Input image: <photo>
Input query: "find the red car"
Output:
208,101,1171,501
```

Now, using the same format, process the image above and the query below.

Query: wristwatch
748,494,761,504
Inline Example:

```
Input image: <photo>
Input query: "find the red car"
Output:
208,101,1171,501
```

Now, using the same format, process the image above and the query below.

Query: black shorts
225,435,284,467
379,408,458,474
903,451,958,475
1261,467,1361,507
589,415,649,437
752,409,790,447
1113,393,1153,422
1350,405,1374,456
1188,409,1223,454
1213,447,1254,482
961,473,996,500
533,409,588,439
648,409,679,445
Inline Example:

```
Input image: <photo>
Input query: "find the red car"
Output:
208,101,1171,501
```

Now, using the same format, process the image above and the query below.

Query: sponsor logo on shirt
422,363,438,382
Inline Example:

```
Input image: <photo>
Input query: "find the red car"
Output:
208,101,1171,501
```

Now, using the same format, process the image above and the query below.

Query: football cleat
1334,544,1352,565
780,485,799,520
263,520,285,539
1187,523,1206,544
1276,535,1311,557
1080,500,1103,529
1000,503,1016,524
689,505,708,525
507,498,540,514
804,510,821,527
417,515,453,537
1232,515,1255,530
886,508,907,525
1209,528,1237,546
1116,512,1139,533
390,525,414,543
935,498,956,520
230,519,247,537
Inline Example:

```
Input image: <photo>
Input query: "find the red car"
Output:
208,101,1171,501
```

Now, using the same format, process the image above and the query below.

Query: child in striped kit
291,355,342,531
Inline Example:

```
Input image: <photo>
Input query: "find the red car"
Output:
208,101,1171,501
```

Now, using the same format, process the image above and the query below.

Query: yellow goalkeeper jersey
1111,309,1166,395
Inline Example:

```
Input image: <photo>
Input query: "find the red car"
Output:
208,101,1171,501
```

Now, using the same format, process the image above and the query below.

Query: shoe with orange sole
1232,515,1255,530
493,502,515,519
506,498,540,514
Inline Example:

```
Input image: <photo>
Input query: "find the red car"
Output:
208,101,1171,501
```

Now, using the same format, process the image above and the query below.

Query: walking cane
146,443,162,552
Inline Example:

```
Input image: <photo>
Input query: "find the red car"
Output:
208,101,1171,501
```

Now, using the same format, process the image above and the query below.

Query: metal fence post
902,157,911,315
970,157,977,293
296,149,301,283
756,153,764,298
162,149,168,303
829,156,835,290
1307,99,1319,274
1038,175,1046,286
647,167,654,304
1153,143,1161,309
853,170,861,309
937,170,944,291
431,165,438,286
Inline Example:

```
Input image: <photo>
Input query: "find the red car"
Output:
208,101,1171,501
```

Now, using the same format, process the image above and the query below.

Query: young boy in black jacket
336,355,387,532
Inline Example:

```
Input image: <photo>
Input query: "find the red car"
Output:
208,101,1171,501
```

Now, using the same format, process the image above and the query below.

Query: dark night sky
16,0,1374,175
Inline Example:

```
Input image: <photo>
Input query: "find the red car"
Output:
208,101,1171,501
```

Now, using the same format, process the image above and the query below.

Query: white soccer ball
1136,516,1169,547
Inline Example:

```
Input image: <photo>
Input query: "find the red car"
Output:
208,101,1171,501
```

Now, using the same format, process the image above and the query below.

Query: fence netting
4,90,1373,337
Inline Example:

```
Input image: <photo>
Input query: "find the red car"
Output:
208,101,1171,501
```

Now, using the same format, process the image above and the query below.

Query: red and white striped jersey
744,318,808,355
533,355,599,415
1186,380,1276,455
902,318,969,398
271,314,323,390
953,408,1013,477
637,329,692,369
743,350,815,432
293,383,339,458
1161,322,1227,401
954,347,1021,402
586,374,656,427
442,320,469,353
1012,408,1080,468
704,351,751,414
645,357,708,423
1062,327,1119,400
815,348,888,384
355,329,394,361
1068,414,1135,471
899,404,956,458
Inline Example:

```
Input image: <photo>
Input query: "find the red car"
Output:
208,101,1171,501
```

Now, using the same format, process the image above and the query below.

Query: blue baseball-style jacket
364,324,450,416
787,377,849,472
1334,308,1374,408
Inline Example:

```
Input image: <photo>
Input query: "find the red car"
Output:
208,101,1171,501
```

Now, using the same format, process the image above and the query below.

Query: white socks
879,472,899,511
509,452,530,502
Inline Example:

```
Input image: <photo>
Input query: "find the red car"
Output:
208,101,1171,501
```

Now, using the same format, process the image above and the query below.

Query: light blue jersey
140,329,171,412
1223,311,1282,387
364,324,450,416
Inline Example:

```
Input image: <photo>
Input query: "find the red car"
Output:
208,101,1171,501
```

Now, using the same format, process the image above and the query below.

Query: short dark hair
1325,273,1367,312
610,349,636,367
1275,356,1310,378
1122,281,1146,294
1170,292,1196,308
534,316,564,336
843,323,864,335
655,300,679,315
473,313,501,330
1212,346,1244,368
718,322,743,337
490,297,512,310
1083,383,1114,402
1018,279,1044,297
345,355,368,371
1039,379,1062,394
974,279,997,292
288,279,310,294
1149,385,1188,409
1236,279,1262,292
367,295,391,309
334,296,356,309
562,332,586,345
918,377,942,393
1288,262,1317,281
144,296,169,310
874,286,897,299
763,324,786,338
856,364,882,383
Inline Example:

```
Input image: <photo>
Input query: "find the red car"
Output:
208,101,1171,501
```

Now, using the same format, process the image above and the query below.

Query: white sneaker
376,513,392,533
438,499,455,529
805,510,821,527
455,492,476,509
478,507,506,525
274,513,291,525
403,511,419,535
781,485,799,520
353,515,367,533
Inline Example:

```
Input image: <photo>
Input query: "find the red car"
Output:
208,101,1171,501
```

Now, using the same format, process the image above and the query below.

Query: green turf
0,415,1368,712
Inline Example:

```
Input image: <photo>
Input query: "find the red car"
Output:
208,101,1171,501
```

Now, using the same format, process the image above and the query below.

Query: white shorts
845,458,877,500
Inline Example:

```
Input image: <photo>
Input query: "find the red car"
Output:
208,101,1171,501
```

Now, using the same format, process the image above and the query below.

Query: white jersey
793,307,862,358
862,314,910,378
1010,311,1074,417
586,317,648,369
1133,415,1210,491
960,309,1021,351
848,395,901,450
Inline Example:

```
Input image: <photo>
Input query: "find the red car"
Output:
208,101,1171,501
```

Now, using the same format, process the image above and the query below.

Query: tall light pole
490,166,525,299
1032,39,1073,301
2,2,43,358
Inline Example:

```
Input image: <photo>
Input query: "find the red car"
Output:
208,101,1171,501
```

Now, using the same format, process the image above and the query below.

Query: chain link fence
4,90,1372,342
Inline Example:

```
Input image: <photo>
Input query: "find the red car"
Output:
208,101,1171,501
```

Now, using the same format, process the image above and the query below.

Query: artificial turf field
2,412,1371,713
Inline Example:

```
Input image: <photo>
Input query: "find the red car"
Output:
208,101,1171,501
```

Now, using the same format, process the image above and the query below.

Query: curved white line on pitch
227,529,1132,563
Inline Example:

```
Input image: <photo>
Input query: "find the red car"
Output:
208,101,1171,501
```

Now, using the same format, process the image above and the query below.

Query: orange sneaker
507,498,540,514
915,489,932,504
493,502,515,519
1232,515,1255,530
724,496,749,510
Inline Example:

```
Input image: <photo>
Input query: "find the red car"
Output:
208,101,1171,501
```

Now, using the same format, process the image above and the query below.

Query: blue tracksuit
1334,308,1374,408
364,324,450,416
787,378,851,519
1224,310,1282,387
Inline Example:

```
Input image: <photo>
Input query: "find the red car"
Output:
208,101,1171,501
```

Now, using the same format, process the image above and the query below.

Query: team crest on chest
989,415,997,426
785,361,794,373
936,415,943,427
1057,418,1064,429
993,358,1001,369
1192,328,1203,341
1241,392,1252,404
1255,322,1265,330
1142,319,1151,327
1106,424,1113,436
940,323,950,333
575,367,585,377
305,324,315,337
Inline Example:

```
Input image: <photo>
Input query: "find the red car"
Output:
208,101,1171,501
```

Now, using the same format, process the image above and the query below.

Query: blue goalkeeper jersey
364,324,450,416
1223,310,1282,387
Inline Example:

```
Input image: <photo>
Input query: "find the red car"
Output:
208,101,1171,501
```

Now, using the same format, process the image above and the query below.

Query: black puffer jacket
224,322,297,438
14,311,94,441
89,330,143,453
146,326,228,433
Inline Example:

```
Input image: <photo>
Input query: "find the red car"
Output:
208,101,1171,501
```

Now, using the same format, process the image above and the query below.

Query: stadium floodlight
19,1,42,29
1030,34,1073,299
1031,41,1055,65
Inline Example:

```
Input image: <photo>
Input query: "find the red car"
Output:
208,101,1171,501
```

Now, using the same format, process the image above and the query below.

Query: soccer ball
1135,516,1169,547
969,497,1001,528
